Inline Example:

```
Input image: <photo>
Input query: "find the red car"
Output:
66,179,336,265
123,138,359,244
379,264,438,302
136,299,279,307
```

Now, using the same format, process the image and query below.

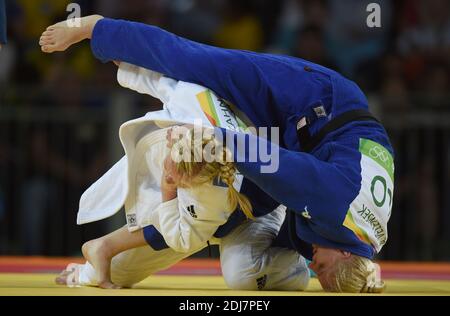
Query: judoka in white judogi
72,63,309,290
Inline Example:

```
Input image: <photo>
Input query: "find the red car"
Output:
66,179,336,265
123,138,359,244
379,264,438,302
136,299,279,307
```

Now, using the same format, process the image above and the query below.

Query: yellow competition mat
1,274,450,296
1,258,450,296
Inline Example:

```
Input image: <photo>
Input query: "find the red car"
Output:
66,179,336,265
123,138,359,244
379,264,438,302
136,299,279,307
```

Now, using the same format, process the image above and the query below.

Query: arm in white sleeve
149,185,231,253
117,62,175,103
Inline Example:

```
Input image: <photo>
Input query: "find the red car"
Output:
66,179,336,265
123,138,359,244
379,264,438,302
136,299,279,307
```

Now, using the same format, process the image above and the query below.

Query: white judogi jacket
77,63,247,252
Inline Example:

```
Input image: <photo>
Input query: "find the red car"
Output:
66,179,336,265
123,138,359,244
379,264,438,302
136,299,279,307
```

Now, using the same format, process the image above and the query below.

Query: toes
43,29,56,38
42,32,53,38
55,276,67,285
47,45,58,53
99,282,122,290
55,270,71,285
41,44,57,53
39,37,54,46
40,30,55,45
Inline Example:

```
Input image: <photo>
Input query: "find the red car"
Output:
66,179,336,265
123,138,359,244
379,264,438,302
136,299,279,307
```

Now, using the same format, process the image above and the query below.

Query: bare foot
55,269,72,285
55,263,81,287
39,15,103,53
82,239,122,290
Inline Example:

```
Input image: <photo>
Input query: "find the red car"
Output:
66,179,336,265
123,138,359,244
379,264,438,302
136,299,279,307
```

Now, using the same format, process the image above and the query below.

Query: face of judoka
309,245,352,291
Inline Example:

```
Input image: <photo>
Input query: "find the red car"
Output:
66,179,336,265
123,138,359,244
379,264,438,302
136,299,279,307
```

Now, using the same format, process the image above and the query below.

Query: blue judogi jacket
0,0,6,45
90,19,394,260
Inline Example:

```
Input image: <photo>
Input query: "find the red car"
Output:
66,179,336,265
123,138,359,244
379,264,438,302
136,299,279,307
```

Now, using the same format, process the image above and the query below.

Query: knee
223,271,262,291
222,259,263,291
223,267,310,291
221,252,311,291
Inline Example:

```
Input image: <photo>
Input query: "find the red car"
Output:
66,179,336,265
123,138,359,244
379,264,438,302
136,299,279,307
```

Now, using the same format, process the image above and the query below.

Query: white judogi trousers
78,206,310,291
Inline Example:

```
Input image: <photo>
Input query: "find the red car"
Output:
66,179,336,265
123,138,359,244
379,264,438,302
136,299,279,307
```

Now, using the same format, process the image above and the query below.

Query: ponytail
218,163,254,220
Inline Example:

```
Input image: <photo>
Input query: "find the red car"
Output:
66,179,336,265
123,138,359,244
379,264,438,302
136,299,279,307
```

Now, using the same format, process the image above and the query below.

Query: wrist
162,188,177,202
161,179,177,202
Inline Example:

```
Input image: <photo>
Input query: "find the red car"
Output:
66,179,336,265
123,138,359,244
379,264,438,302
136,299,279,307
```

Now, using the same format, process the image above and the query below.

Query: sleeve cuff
90,18,112,63
117,62,137,88
143,225,169,251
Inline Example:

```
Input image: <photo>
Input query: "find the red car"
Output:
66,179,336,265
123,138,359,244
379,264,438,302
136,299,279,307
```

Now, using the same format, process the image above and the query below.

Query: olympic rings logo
369,146,390,164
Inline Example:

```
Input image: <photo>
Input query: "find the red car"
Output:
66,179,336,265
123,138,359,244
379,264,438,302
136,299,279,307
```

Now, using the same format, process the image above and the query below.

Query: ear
341,251,352,258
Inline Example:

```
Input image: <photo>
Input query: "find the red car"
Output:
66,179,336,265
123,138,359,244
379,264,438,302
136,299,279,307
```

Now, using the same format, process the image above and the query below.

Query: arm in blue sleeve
219,128,359,216
90,18,272,122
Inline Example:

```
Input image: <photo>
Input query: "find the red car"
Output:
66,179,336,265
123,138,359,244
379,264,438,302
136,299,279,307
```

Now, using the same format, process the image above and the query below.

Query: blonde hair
328,256,386,293
171,128,254,220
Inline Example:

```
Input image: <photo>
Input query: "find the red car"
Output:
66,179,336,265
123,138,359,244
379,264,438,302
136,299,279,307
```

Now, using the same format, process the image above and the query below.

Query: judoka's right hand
161,163,178,202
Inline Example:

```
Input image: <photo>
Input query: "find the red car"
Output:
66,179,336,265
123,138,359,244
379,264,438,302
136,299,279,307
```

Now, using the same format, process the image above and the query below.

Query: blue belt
296,109,380,153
